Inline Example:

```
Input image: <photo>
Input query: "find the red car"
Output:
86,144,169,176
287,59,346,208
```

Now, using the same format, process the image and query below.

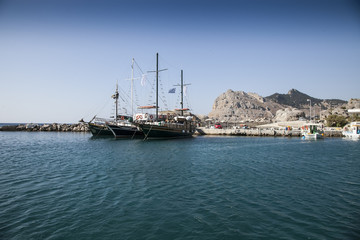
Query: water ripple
1,133,359,239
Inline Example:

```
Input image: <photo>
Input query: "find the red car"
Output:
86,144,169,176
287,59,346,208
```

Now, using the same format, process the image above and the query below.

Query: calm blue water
0,132,359,240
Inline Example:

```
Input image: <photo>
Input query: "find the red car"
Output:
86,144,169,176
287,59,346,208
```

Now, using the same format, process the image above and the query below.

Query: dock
196,127,342,137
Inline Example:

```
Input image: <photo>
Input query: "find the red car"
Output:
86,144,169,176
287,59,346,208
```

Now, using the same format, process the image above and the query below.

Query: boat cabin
346,122,360,134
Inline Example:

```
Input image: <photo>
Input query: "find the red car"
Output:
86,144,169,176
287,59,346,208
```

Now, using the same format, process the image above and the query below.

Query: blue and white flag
168,88,176,93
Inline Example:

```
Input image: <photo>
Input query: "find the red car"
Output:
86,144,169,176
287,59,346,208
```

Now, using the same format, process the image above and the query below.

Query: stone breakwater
0,123,89,132
196,127,343,137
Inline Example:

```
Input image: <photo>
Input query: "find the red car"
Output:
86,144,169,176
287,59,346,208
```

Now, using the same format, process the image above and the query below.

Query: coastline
0,123,343,137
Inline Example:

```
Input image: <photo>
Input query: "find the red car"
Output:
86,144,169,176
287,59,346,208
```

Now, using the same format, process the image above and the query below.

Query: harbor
0,122,344,138
1,1,359,239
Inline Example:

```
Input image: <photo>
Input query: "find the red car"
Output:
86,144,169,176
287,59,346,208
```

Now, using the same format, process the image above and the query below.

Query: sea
0,131,359,240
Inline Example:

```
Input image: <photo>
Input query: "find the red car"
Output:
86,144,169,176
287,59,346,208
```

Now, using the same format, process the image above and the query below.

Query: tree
325,115,347,127
349,114,360,122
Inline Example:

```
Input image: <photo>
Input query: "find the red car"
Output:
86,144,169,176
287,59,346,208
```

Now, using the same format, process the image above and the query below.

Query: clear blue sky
1,0,359,123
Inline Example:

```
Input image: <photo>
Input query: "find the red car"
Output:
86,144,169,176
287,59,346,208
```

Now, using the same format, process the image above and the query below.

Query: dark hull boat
88,71,142,138
134,53,197,140
106,123,144,139
87,82,121,137
104,58,145,139
138,121,195,139
88,122,113,136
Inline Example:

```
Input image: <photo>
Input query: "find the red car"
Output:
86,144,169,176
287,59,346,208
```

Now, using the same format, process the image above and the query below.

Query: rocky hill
208,90,283,122
265,89,347,109
208,89,353,123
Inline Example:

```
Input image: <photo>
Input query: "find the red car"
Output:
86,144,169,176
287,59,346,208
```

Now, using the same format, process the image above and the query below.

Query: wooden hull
107,124,144,138
88,122,113,136
138,122,196,139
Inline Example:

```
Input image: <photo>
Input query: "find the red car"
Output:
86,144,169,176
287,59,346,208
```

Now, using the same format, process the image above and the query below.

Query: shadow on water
89,135,114,140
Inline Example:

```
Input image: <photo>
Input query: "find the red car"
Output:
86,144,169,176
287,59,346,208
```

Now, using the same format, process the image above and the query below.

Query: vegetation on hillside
325,115,348,127
349,114,360,122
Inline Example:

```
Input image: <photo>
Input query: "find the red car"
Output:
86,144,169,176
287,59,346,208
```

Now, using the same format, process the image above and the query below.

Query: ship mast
174,70,191,116
112,81,119,121
156,53,159,120
148,53,166,121
131,58,134,116
181,70,183,116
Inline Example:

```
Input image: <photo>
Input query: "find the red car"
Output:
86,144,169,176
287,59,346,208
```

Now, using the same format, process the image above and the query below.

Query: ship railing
93,118,114,125
114,122,133,127
144,121,189,129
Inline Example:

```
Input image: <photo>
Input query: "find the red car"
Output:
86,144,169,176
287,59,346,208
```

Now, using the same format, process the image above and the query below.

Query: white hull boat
342,122,360,139
301,124,324,140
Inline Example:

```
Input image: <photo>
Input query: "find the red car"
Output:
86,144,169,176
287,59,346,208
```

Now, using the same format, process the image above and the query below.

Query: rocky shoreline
0,123,89,132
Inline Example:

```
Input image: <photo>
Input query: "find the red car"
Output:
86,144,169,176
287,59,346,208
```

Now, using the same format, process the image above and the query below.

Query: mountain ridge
208,88,351,123
265,89,347,108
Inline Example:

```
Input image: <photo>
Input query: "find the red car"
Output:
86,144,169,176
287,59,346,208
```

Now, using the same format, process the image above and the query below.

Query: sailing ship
88,117,114,136
105,59,144,138
135,53,196,139
88,84,120,137
105,117,143,138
